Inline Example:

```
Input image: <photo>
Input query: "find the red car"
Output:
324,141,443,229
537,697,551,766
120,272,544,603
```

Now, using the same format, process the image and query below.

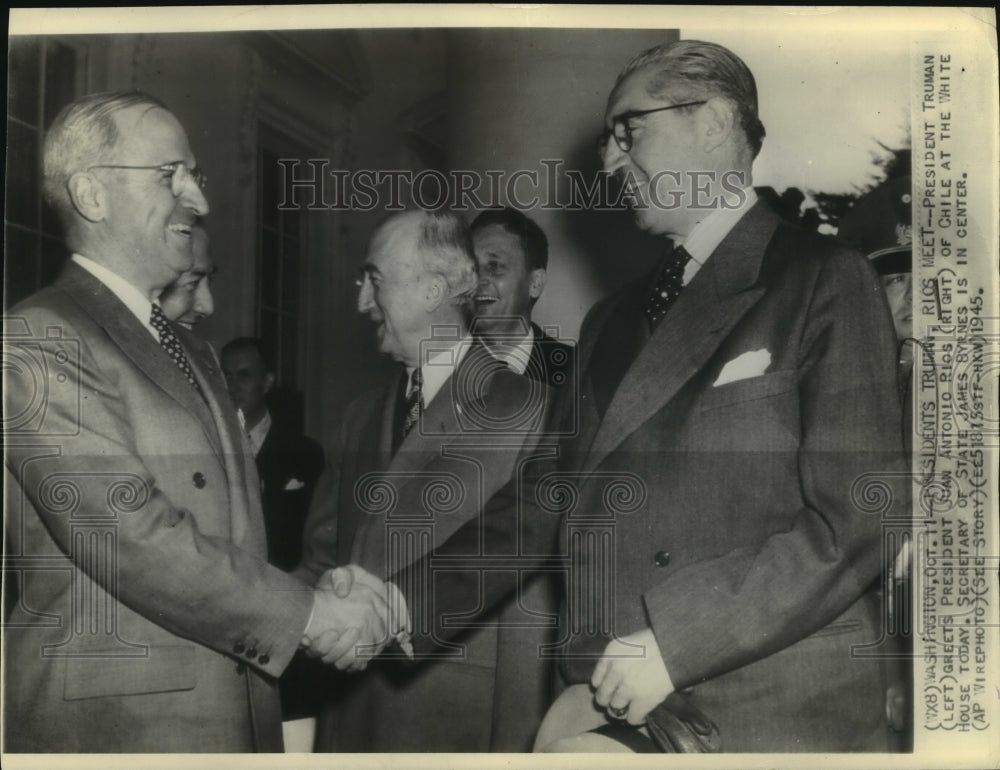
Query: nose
194,280,214,319
179,176,210,216
357,276,374,313
600,135,629,174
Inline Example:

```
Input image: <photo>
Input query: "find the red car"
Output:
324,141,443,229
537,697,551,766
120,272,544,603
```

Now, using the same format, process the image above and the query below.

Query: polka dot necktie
645,244,692,331
149,303,199,389
402,367,424,436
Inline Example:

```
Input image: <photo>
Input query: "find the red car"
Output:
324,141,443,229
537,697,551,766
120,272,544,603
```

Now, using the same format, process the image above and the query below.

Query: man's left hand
591,628,674,726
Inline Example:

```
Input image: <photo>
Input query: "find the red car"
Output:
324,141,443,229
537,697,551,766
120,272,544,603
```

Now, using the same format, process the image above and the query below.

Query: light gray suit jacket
3,262,312,752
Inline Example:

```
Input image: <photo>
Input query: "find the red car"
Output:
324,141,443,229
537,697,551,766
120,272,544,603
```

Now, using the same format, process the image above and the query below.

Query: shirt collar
483,325,535,375
407,334,473,409
674,188,758,286
246,409,272,458
72,253,158,338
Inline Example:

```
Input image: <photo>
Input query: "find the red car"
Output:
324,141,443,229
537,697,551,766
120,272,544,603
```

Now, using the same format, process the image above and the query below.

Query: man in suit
159,222,216,329
221,336,326,734
535,39,909,752
295,209,555,752
2,90,398,752
470,207,574,388
837,174,917,747
220,337,324,573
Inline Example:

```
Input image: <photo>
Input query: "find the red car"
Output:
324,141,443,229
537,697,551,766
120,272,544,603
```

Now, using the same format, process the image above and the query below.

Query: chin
632,210,673,237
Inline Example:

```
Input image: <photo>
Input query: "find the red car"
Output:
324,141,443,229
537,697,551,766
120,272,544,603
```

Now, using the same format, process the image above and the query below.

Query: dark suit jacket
389,201,908,752
256,417,324,572
525,322,575,389
253,414,325,720
3,262,312,752
295,341,557,752
555,201,908,751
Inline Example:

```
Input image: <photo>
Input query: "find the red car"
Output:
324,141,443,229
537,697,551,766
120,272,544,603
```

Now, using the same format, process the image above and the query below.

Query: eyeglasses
597,101,707,154
87,161,207,191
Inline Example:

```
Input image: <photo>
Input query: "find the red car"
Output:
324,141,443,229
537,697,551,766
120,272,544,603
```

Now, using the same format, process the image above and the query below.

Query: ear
528,268,547,300
424,272,448,311
67,172,108,223
700,97,736,155
263,372,276,395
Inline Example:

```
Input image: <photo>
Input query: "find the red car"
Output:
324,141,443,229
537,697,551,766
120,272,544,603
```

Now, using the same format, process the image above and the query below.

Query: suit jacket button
258,654,270,665
233,642,245,654
246,648,258,660
235,663,247,675
653,551,671,567
192,472,206,489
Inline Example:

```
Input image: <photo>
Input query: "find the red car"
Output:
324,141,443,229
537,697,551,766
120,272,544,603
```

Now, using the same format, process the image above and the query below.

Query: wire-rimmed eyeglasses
87,161,207,191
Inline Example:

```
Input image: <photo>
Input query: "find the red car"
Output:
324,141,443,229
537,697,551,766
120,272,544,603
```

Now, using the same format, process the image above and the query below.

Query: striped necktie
149,303,199,389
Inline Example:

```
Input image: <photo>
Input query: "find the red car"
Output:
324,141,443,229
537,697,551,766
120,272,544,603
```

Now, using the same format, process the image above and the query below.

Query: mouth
623,179,645,209
167,223,193,238
474,294,499,305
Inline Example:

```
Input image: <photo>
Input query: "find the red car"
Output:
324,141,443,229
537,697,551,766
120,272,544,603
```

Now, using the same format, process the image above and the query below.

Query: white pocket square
284,478,305,491
713,349,771,387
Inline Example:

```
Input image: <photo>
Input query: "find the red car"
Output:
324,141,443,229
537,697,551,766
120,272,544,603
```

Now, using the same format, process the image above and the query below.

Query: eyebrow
360,263,381,277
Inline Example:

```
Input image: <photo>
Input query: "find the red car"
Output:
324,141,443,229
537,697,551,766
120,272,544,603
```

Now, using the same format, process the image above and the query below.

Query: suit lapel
57,264,223,457
584,202,780,473
182,332,260,547
351,342,501,572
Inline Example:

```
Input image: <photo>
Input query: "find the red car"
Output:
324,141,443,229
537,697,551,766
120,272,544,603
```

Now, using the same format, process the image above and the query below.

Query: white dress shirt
246,410,272,458
72,254,160,339
675,188,758,286
406,334,473,408
483,326,535,375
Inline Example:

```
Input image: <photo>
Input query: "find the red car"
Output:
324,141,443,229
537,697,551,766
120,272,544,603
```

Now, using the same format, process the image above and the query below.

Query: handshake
300,564,413,671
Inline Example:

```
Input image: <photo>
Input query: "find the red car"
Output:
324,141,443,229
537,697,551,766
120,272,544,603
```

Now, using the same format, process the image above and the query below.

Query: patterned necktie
149,303,198,389
645,244,692,330
402,367,424,436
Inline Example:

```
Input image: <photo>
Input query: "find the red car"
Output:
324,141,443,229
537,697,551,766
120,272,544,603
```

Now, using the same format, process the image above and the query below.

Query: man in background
838,175,915,396
471,207,574,388
220,336,326,740
220,337,324,572
837,174,916,749
159,222,216,329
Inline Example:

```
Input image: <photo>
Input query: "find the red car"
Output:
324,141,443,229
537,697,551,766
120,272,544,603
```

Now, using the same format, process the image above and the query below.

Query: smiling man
535,40,909,753
3,91,393,752
296,209,555,751
470,207,574,388
159,223,216,329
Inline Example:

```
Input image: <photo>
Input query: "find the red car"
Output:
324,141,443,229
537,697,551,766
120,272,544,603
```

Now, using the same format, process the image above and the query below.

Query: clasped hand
300,565,412,671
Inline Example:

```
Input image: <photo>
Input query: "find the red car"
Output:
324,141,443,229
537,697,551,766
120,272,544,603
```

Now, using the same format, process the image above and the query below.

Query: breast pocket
692,370,800,452
700,369,796,412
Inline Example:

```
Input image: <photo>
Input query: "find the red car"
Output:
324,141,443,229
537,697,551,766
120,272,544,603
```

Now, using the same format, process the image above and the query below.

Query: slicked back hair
220,336,274,375
470,207,549,273
615,40,766,159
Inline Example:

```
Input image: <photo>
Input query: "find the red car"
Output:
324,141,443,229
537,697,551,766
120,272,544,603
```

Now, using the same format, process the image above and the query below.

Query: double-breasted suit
555,201,908,751
296,342,557,752
3,262,312,752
